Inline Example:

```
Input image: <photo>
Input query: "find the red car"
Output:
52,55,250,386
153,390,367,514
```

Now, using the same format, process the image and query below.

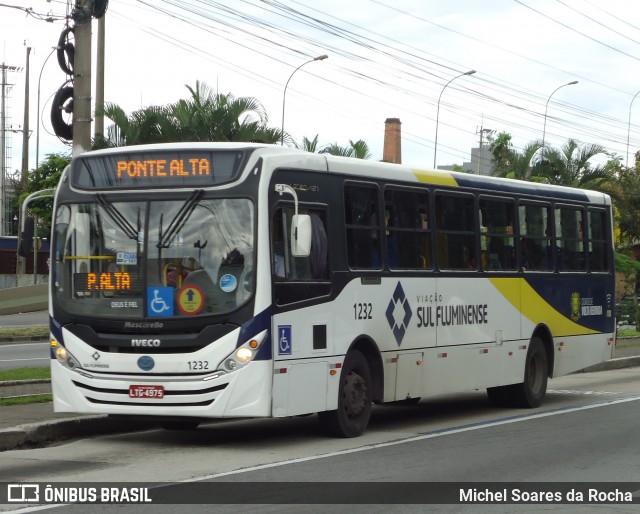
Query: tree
614,165,640,247
537,139,612,189
19,152,70,237
296,134,321,153
95,81,281,147
489,132,544,180
320,139,372,159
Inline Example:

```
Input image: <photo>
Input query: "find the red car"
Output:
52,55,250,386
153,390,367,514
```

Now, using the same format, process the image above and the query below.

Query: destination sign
74,272,139,293
116,158,210,179
71,150,245,189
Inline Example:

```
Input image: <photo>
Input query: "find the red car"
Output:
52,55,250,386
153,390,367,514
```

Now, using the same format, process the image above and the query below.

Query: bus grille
72,380,227,407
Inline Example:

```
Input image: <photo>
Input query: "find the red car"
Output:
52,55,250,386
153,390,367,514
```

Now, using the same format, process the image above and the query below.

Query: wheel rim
342,370,367,418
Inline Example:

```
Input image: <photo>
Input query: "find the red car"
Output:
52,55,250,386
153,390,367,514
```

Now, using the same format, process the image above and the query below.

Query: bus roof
78,143,610,205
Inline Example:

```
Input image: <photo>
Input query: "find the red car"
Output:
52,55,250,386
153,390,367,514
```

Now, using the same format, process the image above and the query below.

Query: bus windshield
52,197,254,320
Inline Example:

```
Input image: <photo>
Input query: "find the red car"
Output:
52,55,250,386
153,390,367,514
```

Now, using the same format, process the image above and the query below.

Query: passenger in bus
520,237,543,271
384,209,398,268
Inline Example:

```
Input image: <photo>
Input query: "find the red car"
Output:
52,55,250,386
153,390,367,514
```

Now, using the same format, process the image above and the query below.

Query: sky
2,0,640,174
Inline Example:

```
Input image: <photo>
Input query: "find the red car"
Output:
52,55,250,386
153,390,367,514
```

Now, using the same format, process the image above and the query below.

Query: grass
0,326,48,339
0,366,50,381
0,367,51,407
616,327,640,340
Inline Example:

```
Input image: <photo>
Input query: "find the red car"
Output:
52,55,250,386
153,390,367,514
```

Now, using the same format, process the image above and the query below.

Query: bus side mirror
18,216,35,257
291,214,311,257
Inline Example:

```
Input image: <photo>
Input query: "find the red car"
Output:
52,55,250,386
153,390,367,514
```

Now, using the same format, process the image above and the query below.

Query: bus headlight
221,330,266,372
53,341,81,370
235,347,253,364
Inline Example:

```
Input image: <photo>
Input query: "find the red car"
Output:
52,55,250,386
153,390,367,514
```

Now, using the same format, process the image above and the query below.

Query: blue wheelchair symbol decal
147,287,174,317
278,325,292,355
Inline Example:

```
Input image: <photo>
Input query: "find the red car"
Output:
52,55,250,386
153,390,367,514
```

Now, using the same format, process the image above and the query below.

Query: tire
51,86,74,141
510,337,548,408
57,27,74,75
318,350,372,437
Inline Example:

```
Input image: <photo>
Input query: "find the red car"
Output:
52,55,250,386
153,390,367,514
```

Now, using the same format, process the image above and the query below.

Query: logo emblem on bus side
386,282,412,346
137,356,155,371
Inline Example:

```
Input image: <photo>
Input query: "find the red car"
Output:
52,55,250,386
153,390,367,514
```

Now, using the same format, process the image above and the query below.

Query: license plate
129,385,164,399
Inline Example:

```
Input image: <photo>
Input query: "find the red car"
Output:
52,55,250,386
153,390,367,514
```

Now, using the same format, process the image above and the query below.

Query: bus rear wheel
486,338,548,408
511,337,548,408
318,350,372,438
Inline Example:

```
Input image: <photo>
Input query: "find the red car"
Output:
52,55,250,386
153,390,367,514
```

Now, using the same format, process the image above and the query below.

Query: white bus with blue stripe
42,143,615,437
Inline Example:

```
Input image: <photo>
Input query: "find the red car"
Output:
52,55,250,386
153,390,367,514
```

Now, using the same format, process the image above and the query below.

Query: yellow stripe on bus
412,169,459,186
489,277,598,337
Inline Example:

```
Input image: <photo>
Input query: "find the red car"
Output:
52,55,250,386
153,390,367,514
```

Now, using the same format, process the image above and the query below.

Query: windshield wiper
156,189,204,249
96,194,138,240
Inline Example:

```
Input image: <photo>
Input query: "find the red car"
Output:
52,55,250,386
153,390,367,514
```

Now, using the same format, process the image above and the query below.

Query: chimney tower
383,118,402,164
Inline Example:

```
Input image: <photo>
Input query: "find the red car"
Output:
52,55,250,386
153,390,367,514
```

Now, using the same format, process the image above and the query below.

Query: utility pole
94,15,105,140
0,64,20,237
73,0,93,156
21,47,31,182
0,64,5,237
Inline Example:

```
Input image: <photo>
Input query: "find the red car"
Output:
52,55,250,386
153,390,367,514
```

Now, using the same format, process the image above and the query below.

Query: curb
580,355,640,372
0,416,157,452
0,379,50,399
0,336,48,344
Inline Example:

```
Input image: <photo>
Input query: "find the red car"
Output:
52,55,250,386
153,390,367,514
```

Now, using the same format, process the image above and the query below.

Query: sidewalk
1,341,639,452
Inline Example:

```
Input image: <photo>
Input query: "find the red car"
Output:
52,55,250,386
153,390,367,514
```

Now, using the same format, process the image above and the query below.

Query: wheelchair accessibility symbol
278,325,292,355
147,287,174,317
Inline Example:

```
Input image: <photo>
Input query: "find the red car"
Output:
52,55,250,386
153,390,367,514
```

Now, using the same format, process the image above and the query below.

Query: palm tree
94,104,173,148
296,134,321,153
320,139,372,159
536,139,611,189
95,81,281,147
489,133,543,180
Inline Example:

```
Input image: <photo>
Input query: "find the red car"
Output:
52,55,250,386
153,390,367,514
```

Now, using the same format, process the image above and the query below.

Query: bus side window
271,208,329,281
436,192,475,270
271,209,288,278
479,197,516,271
384,188,431,270
309,212,328,279
344,185,381,269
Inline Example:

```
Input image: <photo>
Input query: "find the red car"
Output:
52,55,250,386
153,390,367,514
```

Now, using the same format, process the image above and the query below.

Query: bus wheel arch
347,336,384,403
531,324,554,378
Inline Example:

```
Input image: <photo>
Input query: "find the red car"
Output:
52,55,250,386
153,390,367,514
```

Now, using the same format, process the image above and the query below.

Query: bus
37,142,615,437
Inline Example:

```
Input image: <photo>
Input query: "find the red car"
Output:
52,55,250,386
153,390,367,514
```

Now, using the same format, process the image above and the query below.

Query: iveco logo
131,338,161,347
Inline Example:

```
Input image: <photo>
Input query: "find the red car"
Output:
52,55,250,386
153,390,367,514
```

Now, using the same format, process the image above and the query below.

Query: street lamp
626,89,640,168
433,69,476,168
542,80,578,153
36,46,60,169
280,54,328,146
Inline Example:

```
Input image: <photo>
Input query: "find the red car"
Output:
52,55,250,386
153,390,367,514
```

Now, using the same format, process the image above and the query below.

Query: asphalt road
0,311,49,370
0,341,50,370
1,367,639,513
0,310,48,328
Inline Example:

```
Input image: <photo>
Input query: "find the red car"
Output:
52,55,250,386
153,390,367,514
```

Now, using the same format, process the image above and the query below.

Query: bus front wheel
318,350,372,437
